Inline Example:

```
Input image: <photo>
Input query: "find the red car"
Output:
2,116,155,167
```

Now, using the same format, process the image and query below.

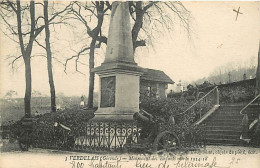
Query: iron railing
240,94,260,141
2,113,207,152
32,121,140,152
177,86,219,122
31,120,205,152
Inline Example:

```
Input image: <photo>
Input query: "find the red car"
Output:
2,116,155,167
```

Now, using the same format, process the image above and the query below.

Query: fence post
214,87,219,105
241,114,249,140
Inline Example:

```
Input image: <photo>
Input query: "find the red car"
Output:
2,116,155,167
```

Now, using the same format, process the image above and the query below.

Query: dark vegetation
5,97,205,149
140,97,206,147
8,108,95,142
169,78,256,104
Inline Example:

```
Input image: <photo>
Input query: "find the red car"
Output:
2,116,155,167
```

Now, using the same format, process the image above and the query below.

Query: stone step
218,107,242,110
205,123,241,128
218,106,259,110
205,138,241,145
221,105,259,108
215,110,241,113
205,130,241,135
207,116,243,120
206,134,240,140
204,118,242,125
216,111,259,116
205,126,241,131
205,119,242,125
218,111,260,115
205,141,241,146
205,118,255,125
208,115,243,119
200,104,260,146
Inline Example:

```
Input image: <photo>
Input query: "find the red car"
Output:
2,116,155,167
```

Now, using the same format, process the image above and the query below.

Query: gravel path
1,140,259,168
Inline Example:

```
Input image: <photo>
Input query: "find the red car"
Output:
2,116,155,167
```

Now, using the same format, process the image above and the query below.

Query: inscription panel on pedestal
101,76,116,107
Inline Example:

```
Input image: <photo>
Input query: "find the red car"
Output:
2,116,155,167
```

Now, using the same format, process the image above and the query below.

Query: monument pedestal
92,62,143,121
87,63,142,151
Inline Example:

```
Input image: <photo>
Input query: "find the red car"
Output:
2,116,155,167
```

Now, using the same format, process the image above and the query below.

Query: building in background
140,68,174,99
176,80,184,93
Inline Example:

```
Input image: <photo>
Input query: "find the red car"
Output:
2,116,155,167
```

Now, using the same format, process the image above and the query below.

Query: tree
1,0,71,117
35,1,71,112
65,1,191,108
0,0,37,118
4,90,18,99
44,0,56,112
64,1,109,108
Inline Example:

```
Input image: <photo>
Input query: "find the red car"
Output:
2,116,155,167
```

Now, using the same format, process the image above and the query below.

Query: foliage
140,97,210,147
218,79,255,104
140,97,206,147
9,97,208,150
36,108,95,129
140,97,192,120
170,79,256,105
171,123,205,148
9,108,95,141
140,97,212,124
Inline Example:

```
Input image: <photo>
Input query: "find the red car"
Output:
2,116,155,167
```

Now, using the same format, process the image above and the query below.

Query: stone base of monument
90,114,134,121
87,63,142,151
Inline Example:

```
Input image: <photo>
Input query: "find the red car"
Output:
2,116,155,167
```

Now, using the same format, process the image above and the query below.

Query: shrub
36,108,95,129
140,97,193,122
140,97,206,147
10,98,206,150
9,108,95,142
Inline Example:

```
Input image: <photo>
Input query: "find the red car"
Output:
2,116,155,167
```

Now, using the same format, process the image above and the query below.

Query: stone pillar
92,1,142,121
214,87,219,105
103,2,135,65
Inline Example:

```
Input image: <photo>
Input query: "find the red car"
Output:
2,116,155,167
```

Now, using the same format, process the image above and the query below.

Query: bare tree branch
64,43,101,74
143,1,158,12
35,39,46,50
8,55,22,69
64,46,91,73
6,0,17,13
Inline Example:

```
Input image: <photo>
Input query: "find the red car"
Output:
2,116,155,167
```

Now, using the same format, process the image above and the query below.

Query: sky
0,1,259,98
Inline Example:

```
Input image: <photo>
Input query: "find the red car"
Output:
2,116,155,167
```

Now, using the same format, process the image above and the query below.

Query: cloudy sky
0,1,259,98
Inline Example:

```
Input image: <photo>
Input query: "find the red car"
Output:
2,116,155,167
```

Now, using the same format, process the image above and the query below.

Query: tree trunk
87,40,96,108
132,1,144,51
24,57,32,118
44,0,56,112
16,0,35,118
87,2,104,109
256,41,260,96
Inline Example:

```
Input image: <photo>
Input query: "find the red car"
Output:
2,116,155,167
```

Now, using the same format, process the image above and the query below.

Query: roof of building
140,68,174,84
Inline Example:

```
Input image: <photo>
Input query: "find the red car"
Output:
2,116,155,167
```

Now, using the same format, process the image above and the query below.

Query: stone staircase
203,105,259,146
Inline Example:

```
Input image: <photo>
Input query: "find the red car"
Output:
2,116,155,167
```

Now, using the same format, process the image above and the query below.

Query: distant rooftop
140,68,174,84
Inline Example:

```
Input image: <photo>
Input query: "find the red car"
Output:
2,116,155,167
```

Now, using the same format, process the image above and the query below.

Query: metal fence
32,121,140,152
2,119,206,153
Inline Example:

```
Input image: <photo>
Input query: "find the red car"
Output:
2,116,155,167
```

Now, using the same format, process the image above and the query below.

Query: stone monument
92,1,142,121
74,2,174,151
